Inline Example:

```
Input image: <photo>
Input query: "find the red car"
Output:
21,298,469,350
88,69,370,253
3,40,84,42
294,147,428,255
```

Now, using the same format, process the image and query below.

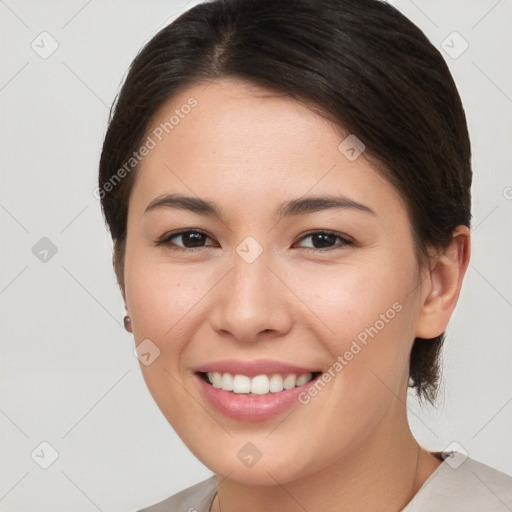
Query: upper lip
193,359,320,377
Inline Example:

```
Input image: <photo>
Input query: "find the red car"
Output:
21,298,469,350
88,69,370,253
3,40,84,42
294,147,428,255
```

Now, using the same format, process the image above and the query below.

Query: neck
211,403,442,512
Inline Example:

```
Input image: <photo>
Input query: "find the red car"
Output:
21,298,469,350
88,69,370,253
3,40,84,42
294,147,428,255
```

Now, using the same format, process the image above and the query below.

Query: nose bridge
210,241,292,341
234,242,274,297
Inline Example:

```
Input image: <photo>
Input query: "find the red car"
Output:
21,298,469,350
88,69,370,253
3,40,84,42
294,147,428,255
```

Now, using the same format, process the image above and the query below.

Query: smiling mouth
198,371,322,396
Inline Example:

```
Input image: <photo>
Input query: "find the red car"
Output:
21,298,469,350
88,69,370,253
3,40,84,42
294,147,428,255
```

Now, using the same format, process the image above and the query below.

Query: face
123,78,429,484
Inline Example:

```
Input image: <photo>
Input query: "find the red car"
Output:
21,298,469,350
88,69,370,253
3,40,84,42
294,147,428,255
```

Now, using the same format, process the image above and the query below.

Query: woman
98,0,512,510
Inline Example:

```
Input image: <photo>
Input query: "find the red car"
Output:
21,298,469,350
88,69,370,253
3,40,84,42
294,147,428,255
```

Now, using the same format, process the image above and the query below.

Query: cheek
124,245,204,347
295,256,418,346
291,254,420,406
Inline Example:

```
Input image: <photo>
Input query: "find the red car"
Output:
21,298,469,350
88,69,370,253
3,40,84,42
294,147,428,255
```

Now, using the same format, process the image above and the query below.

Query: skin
121,78,470,512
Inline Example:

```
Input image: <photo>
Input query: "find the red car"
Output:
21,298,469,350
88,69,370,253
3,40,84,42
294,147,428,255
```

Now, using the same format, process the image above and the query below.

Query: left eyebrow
144,193,376,220
276,195,376,219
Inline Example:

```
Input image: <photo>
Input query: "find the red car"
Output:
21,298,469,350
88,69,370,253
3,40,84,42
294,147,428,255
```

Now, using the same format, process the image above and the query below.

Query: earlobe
415,226,471,339
120,284,132,333
123,314,132,333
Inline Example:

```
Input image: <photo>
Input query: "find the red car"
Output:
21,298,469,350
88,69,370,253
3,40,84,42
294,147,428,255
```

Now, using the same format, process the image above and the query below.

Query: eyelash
155,229,354,253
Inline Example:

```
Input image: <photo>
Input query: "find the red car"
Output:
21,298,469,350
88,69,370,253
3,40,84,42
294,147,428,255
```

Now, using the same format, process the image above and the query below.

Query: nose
209,250,293,343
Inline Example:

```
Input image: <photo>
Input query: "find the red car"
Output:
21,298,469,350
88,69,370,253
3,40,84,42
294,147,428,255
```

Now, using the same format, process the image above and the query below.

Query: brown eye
294,231,353,250
156,229,216,250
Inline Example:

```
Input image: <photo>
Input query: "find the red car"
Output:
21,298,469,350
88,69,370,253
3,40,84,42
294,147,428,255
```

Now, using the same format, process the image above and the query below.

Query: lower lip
195,373,319,422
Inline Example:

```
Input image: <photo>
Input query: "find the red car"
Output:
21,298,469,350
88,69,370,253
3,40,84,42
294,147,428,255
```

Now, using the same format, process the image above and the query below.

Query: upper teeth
206,372,314,394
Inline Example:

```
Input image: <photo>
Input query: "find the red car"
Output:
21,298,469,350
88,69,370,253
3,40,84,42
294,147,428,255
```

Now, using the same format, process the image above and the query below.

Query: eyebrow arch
144,193,376,219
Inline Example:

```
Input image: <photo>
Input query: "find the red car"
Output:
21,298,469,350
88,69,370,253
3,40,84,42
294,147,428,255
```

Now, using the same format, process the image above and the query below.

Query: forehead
144,77,345,170
130,78,405,222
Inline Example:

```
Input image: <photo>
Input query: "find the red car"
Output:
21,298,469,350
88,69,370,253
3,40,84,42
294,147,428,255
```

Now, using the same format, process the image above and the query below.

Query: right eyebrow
144,194,223,218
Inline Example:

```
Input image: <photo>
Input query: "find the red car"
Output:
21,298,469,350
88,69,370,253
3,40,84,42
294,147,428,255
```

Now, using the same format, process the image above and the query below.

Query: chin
185,436,320,486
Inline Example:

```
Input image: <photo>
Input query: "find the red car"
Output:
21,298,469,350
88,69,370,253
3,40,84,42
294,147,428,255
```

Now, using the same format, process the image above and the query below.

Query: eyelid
293,230,354,250
155,228,215,249
156,228,354,252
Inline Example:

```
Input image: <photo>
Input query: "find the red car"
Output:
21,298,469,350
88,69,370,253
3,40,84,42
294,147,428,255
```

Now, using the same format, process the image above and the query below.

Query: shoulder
136,475,217,512
404,452,512,511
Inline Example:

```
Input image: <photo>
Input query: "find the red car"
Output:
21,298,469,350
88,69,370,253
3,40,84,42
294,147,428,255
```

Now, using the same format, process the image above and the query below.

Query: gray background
1,0,511,510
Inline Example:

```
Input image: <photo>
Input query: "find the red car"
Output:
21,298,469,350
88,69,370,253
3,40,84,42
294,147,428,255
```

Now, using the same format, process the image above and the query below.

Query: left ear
415,225,471,339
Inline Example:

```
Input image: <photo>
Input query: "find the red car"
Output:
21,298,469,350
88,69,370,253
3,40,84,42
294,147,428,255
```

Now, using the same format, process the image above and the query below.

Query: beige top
137,452,512,511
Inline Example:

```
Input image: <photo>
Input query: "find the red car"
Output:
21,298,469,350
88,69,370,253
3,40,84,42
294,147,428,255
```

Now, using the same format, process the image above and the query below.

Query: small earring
408,376,415,388
123,315,132,332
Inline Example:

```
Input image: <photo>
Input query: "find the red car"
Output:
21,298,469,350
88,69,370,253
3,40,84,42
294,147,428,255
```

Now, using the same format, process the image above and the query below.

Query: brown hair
99,0,472,404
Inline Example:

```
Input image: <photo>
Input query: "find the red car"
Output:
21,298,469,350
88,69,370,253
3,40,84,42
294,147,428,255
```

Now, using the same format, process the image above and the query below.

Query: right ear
113,238,128,307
